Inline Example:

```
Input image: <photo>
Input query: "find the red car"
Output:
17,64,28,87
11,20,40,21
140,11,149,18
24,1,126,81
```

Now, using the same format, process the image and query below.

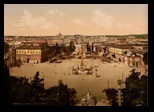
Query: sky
4,4,148,36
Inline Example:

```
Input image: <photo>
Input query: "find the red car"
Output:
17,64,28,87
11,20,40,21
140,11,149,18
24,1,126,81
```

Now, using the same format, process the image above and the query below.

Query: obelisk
80,36,84,70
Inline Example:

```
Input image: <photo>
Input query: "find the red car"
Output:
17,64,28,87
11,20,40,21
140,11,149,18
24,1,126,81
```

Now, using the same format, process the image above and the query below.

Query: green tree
44,86,59,106
92,43,94,53
4,41,9,54
30,71,45,104
142,52,148,65
139,75,148,106
103,88,118,106
55,43,60,54
69,41,75,53
9,76,31,105
44,80,77,106
57,80,70,106
124,69,142,106
68,88,77,106
48,54,54,61
86,43,90,54
4,64,10,105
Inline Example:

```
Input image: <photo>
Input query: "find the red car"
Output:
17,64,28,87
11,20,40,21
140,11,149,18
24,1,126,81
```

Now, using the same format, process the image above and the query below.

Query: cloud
116,22,132,29
92,9,113,28
18,28,26,31
40,23,59,30
72,18,84,26
46,9,65,16
14,10,59,30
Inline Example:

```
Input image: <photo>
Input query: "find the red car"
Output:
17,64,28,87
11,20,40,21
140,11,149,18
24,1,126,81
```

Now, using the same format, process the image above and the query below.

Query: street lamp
117,79,122,106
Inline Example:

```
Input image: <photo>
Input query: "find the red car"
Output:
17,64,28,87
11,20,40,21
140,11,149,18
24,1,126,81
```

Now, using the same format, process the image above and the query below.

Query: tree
86,43,90,54
139,75,148,106
57,80,70,106
68,88,77,106
55,43,60,54
8,76,31,105
69,41,75,53
44,80,77,106
103,88,118,106
5,69,78,106
30,71,45,104
124,69,142,106
142,52,148,65
48,54,54,61
4,64,10,105
92,43,94,53
4,41,9,54
44,86,59,106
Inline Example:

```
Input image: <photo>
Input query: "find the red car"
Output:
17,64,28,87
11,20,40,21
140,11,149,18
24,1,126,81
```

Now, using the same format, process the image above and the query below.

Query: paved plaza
10,58,145,100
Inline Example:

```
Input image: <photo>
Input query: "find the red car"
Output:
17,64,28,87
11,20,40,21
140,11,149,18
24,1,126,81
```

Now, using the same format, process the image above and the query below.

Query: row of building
4,34,148,68
4,33,148,47
107,44,147,67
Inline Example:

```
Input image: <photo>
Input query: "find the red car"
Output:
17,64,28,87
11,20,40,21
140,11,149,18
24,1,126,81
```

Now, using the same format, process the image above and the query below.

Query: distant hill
4,34,148,38
105,34,148,38
105,35,128,37
129,34,148,38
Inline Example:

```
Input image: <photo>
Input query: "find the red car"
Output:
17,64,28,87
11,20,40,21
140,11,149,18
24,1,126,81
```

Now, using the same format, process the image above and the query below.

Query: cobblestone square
10,59,145,100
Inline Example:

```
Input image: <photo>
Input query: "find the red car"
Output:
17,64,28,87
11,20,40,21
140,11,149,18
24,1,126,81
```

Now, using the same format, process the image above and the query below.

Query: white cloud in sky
19,28,26,31
40,23,59,30
46,9,65,16
116,22,132,29
72,18,84,26
92,9,114,28
14,10,59,30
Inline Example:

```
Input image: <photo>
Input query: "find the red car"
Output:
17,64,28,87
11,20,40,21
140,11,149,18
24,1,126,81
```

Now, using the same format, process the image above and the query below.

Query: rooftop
109,45,134,49
16,44,47,49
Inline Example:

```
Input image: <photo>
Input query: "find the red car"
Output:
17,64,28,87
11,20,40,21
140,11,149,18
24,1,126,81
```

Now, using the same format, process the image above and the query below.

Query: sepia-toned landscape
4,4,148,106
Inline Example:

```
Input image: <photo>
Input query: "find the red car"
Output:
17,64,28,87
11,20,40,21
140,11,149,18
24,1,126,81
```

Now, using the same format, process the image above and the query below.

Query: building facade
109,45,134,55
123,55,143,67
16,44,49,63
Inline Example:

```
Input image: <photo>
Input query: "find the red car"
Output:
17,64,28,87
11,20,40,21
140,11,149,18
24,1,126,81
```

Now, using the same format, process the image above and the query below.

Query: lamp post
80,36,84,69
117,79,122,106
